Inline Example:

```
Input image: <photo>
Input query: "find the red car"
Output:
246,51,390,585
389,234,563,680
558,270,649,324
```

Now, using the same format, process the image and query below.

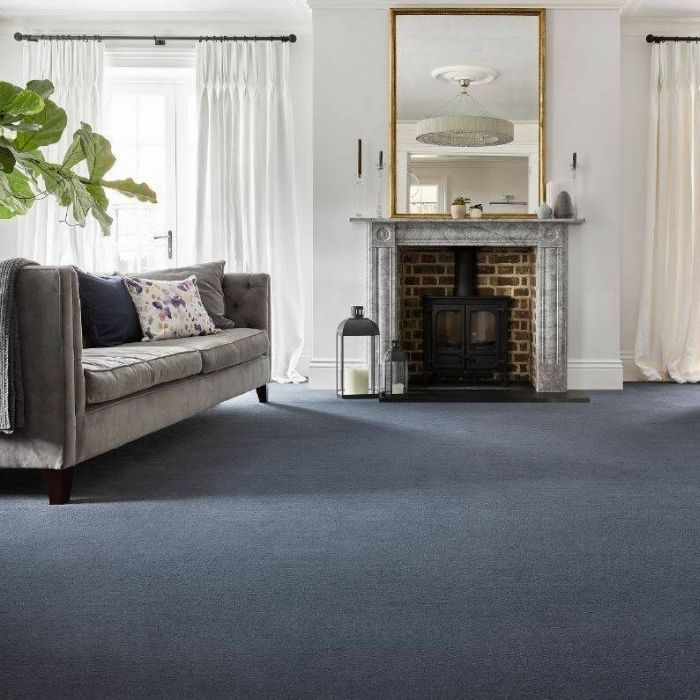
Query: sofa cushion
82,345,203,405
123,275,221,341
152,328,270,373
134,261,235,329
75,269,141,347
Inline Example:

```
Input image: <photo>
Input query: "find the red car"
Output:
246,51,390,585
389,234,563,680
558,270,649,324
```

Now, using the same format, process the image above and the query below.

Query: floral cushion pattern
123,275,221,341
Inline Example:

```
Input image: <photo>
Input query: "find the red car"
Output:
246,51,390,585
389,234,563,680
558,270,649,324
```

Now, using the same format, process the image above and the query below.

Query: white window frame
103,47,196,267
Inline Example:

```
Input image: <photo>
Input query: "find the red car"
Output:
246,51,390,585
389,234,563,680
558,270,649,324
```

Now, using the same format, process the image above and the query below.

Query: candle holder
376,152,385,218
381,340,408,398
570,165,578,219
354,175,367,218
336,306,380,398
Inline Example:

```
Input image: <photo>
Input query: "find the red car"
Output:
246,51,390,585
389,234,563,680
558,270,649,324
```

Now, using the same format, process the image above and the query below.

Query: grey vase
537,202,553,220
553,190,574,219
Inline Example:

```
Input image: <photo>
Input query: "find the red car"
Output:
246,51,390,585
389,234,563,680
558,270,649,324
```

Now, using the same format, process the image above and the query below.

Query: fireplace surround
352,217,583,393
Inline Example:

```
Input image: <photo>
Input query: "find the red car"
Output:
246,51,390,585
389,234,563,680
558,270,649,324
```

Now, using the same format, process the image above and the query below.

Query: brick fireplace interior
398,247,537,385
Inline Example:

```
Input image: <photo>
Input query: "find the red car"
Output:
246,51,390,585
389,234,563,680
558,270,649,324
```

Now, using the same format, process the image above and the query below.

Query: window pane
138,95,166,144
108,94,138,143
139,145,166,201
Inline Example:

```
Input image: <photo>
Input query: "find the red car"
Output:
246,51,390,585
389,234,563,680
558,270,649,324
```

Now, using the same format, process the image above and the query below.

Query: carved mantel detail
351,217,584,393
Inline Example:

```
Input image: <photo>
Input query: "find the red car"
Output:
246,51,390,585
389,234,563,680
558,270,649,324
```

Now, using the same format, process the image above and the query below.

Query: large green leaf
0,170,34,218
25,158,64,195
101,177,157,203
0,147,15,174
13,99,67,152
85,183,113,235
26,80,54,100
2,89,44,118
63,123,116,181
0,82,21,116
61,132,84,172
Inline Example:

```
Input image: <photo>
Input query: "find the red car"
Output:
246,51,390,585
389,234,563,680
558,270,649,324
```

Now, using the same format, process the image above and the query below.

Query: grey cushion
82,345,203,405
135,261,234,329
222,274,270,332
152,329,270,373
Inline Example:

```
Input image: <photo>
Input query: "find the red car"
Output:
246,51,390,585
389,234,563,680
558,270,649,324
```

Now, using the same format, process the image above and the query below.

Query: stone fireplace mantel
350,217,585,392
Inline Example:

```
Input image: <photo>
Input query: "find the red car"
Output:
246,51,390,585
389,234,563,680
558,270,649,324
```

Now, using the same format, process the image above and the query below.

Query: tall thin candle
378,150,383,169
572,152,577,170
357,139,362,179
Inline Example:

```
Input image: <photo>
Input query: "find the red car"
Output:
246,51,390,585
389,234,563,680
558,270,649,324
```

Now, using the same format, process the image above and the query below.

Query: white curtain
635,43,700,382
195,41,305,383
18,40,117,272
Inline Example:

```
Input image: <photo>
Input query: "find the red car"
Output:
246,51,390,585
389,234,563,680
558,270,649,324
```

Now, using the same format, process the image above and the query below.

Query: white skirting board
566,359,624,390
308,357,625,390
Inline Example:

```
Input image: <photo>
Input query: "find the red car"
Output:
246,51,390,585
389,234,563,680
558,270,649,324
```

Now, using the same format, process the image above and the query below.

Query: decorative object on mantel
376,149,385,218
554,190,574,219
354,138,366,217
537,202,553,220
450,196,470,219
545,181,558,208
382,340,408,398
336,306,379,398
570,152,578,219
416,67,514,147
469,204,484,219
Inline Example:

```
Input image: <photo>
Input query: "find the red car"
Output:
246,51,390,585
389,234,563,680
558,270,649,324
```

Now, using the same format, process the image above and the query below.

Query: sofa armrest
0,266,84,469
222,273,270,336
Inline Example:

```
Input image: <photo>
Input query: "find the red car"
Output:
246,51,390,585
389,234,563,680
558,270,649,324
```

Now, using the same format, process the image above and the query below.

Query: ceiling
622,0,700,16
396,14,539,123
0,0,311,19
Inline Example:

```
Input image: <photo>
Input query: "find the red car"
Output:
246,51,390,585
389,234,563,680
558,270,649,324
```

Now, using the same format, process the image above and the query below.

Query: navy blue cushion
76,269,141,347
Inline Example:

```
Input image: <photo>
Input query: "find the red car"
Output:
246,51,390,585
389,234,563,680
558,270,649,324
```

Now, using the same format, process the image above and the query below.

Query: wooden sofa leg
256,385,268,404
43,467,74,505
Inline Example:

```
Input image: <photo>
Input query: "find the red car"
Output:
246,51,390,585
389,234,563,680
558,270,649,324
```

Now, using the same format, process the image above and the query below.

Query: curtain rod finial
13,32,23,41
289,34,297,43
646,34,655,43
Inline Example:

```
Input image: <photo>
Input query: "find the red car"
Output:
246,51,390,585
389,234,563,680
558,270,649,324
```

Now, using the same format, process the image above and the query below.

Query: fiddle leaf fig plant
0,79,156,235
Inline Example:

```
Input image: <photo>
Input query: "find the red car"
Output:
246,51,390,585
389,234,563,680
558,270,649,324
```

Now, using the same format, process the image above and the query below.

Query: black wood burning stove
423,248,512,384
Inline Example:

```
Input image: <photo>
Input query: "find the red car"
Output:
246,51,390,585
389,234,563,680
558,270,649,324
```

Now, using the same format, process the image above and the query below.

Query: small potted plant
450,196,470,219
469,204,484,219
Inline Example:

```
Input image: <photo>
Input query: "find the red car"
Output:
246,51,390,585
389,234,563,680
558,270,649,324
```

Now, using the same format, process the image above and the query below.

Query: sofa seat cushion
152,328,270,373
83,346,203,405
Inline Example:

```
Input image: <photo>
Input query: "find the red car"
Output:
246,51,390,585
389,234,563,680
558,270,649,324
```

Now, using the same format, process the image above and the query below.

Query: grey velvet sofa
0,265,271,505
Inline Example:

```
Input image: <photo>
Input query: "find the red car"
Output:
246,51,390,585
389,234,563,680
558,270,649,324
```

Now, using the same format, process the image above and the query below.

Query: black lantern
336,306,380,398
383,340,408,397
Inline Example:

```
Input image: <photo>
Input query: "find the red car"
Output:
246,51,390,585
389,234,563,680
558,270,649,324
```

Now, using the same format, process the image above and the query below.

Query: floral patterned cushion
123,275,221,341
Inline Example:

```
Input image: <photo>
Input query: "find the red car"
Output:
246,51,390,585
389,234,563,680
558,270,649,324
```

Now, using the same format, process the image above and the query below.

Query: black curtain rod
646,34,700,43
13,32,296,45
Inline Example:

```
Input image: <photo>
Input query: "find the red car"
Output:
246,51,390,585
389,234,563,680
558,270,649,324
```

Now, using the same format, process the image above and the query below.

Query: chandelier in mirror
416,65,514,148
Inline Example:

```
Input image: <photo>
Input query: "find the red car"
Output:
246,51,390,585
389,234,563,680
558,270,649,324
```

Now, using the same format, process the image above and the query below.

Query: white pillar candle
545,181,558,208
391,382,405,395
345,366,369,395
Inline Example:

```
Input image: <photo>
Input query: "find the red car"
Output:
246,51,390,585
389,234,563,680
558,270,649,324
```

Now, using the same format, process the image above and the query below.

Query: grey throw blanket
0,258,34,434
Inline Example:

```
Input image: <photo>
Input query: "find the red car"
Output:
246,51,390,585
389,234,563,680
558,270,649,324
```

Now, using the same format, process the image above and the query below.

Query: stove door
432,306,465,370
469,309,497,353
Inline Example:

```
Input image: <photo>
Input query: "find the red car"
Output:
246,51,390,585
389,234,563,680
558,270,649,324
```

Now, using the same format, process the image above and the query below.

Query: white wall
310,7,623,390
620,33,650,381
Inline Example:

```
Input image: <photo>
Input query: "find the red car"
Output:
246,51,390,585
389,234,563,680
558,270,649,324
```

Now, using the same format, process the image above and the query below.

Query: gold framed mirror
390,8,545,218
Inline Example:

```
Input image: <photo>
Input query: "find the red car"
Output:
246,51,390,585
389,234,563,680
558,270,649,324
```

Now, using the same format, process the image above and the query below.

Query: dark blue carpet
1,383,700,698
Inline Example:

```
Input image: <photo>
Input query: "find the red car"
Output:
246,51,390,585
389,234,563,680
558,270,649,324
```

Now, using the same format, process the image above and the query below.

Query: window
104,57,196,272
409,184,440,214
